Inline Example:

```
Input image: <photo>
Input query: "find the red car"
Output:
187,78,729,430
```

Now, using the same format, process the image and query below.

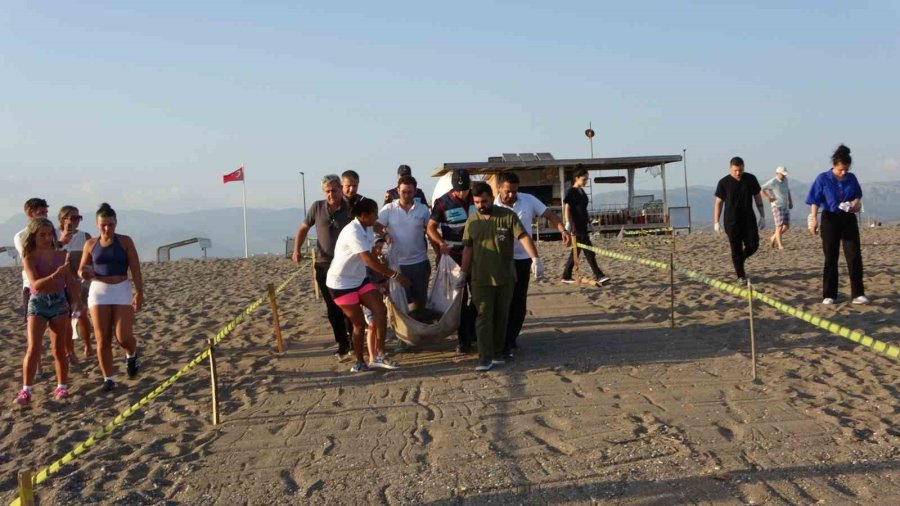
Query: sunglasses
327,213,337,227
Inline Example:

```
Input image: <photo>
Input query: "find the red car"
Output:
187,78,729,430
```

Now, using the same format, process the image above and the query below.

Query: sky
2,1,898,222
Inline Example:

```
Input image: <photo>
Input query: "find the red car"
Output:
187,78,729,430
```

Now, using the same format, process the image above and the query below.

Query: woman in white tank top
57,205,93,359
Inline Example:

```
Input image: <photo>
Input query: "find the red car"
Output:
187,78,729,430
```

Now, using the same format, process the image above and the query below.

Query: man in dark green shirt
462,182,543,372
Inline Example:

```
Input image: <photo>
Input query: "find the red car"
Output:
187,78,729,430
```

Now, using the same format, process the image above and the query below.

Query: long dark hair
831,144,852,167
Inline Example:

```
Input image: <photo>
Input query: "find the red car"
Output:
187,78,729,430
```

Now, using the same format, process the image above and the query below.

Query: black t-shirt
564,187,591,232
383,188,429,207
715,173,761,225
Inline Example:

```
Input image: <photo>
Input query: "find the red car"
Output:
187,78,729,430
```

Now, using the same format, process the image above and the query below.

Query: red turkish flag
223,166,244,184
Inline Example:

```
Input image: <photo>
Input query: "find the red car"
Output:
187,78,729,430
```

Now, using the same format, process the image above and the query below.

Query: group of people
13,199,143,405
292,165,590,372
713,144,869,305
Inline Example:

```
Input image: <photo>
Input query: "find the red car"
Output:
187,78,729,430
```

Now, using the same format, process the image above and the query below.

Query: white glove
714,222,721,234
758,216,766,230
807,214,817,235
531,258,545,280
839,201,852,213
564,222,571,233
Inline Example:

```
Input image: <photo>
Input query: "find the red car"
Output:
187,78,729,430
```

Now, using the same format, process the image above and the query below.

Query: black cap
451,169,471,191
397,164,412,176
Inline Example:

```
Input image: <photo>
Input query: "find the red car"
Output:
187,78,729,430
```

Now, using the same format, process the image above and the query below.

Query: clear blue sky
2,1,898,221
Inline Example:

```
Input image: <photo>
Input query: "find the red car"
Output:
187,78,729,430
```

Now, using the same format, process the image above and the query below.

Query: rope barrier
10,269,303,506
574,242,899,360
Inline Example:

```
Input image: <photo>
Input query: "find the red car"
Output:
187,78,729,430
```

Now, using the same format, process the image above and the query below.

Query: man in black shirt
714,157,766,281
562,166,610,285
384,165,429,207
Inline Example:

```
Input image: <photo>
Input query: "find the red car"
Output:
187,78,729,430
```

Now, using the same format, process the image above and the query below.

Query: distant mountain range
2,180,898,265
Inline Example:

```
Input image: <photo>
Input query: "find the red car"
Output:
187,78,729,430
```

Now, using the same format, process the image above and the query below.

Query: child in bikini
16,217,82,404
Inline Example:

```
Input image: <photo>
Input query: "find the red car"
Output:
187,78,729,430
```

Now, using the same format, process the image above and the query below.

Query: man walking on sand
713,157,766,282
761,166,793,250
494,172,569,355
292,175,353,358
377,175,431,311
462,182,543,372
427,169,477,354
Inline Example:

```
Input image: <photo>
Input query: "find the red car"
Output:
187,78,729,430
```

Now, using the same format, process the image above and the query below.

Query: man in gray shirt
292,175,353,357
761,166,793,250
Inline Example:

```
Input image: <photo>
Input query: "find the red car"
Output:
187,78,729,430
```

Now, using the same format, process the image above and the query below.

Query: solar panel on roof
536,152,555,160
518,153,537,161
502,153,522,162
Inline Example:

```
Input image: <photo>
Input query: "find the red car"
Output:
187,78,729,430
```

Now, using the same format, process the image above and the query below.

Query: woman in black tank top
78,203,144,391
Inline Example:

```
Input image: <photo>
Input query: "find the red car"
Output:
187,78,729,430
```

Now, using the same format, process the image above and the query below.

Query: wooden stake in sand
746,278,758,381
312,248,320,301
267,283,285,354
18,470,34,506
207,338,220,426
669,253,675,328
571,233,579,271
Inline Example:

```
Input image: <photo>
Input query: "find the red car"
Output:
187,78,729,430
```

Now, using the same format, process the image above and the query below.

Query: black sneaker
126,355,139,378
102,379,116,391
456,344,473,354
335,343,352,361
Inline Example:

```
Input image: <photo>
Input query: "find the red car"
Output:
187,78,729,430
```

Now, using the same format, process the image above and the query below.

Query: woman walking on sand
15,218,82,404
57,205,93,359
327,198,410,373
78,203,144,391
806,145,868,305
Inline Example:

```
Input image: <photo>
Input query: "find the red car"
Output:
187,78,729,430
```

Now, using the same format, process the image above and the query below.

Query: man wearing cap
427,169,477,353
713,157,765,283
761,166,793,250
14,198,50,321
384,165,429,208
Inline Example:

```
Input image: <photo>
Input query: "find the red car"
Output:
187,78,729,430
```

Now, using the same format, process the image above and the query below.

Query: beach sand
1,228,898,504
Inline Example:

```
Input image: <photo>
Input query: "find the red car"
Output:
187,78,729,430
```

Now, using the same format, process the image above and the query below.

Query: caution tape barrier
620,227,673,236
575,242,899,360
10,269,303,506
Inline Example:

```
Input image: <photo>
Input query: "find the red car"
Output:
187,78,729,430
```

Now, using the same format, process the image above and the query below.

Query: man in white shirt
761,166,793,250
494,172,570,355
14,198,50,320
377,175,432,310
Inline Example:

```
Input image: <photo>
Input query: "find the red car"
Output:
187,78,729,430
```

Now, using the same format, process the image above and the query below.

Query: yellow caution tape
621,227,673,236
10,269,303,506
575,242,899,360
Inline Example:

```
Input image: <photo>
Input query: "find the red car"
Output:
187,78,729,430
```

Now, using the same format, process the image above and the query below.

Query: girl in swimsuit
78,203,144,391
16,218,82,404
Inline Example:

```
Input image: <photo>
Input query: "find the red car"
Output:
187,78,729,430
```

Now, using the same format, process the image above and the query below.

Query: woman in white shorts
79,203,144,391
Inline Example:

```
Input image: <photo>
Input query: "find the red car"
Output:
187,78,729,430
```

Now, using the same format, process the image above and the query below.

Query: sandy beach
1,228,898,504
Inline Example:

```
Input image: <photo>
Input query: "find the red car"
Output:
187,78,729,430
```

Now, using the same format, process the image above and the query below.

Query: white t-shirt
761,177,791,208
326,219,374,290
58,230,89,253
377,201,430,265
495,193,546,260
14,228,28,288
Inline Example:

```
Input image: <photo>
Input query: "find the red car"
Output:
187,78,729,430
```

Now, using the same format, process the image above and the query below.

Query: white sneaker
370,355,399,370
852,295,870,305
822,298,835,305
561,278,575,285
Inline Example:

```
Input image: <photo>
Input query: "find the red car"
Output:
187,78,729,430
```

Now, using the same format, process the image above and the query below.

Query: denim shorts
28,292,70,321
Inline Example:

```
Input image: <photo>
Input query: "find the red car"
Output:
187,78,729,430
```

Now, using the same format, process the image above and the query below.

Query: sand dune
1,228,897,504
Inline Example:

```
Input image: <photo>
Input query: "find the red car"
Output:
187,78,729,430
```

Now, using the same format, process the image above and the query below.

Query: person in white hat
761,166,793,249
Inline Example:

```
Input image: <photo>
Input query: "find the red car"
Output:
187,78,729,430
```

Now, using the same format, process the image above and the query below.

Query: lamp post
299,171,307,216
682,148,689,207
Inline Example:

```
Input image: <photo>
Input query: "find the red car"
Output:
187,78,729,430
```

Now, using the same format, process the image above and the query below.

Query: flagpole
241,167,249,258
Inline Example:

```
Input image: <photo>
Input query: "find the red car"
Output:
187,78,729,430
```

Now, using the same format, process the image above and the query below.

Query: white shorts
88,280,133,307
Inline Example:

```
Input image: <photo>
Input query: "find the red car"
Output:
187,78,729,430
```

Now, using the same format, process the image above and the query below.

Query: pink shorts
330,282,378,306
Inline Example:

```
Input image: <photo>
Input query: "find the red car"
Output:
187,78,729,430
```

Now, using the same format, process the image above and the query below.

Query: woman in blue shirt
805,145,868,305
